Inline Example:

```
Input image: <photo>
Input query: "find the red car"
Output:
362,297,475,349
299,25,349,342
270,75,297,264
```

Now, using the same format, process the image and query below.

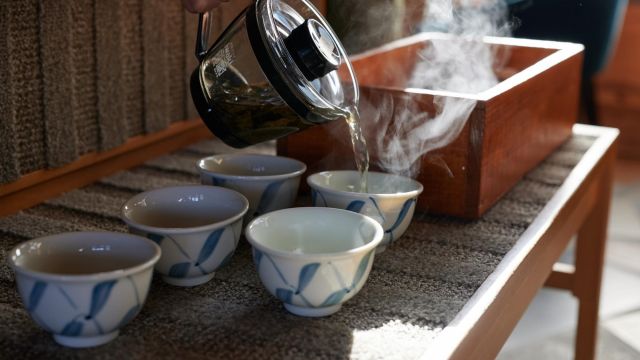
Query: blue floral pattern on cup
142,222,239,282
207,175,291,220
197,154,306,222
312,189,418,248
253,180,285,217
253,248,375,309
20,275,145,338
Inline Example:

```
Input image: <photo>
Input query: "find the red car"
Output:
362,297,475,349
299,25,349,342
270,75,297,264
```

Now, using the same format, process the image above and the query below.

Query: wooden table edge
0,119,212,217
421,124,620,359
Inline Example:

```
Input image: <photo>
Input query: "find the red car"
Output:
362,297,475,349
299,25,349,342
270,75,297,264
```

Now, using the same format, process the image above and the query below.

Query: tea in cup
8,231,160,347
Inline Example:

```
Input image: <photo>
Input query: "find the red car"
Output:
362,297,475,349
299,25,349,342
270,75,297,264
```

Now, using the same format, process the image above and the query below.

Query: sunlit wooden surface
424,124,618,359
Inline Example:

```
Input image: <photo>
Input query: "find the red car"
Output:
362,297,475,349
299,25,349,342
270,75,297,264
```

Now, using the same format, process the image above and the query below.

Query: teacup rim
196,153,307,181
120,185,249,234
307,170,424,198
245,207,384,260
7,231,161,282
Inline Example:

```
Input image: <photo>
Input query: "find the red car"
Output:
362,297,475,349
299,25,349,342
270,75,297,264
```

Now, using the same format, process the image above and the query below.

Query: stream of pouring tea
333,0,509,180
345,106,369,193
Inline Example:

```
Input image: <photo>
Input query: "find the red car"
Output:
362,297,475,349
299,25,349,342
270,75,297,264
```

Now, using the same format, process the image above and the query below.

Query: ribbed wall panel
0,1,45,183
0,2,261,186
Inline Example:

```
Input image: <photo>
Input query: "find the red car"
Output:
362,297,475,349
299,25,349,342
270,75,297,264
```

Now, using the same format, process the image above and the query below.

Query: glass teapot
190,0,359,148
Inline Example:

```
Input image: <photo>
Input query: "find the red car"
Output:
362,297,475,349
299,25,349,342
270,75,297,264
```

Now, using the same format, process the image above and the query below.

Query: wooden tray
278,33,584,218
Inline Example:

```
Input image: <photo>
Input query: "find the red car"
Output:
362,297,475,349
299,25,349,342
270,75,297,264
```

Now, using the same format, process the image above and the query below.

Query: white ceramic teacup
245,207,383,317
197,154,306,221
121,185,248,287
8,231,160,348
307,171,424,253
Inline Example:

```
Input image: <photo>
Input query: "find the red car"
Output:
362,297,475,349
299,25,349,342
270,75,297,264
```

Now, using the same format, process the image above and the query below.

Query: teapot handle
195,10,213,62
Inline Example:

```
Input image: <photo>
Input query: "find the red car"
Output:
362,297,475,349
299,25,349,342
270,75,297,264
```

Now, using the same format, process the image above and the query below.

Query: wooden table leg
573,149,615,360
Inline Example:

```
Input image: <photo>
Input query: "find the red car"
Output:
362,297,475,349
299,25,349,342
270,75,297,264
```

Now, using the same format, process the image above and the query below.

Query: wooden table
0,124,618,360
424,124,619,359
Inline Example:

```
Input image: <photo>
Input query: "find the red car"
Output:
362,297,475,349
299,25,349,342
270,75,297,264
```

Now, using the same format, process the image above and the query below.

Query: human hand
182,0,229,13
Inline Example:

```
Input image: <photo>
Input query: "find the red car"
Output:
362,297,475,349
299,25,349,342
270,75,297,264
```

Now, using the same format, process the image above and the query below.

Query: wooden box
278,33,584,218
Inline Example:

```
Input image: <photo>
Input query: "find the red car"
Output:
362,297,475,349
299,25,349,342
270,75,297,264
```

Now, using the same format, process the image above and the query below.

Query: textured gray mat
0,135,595,359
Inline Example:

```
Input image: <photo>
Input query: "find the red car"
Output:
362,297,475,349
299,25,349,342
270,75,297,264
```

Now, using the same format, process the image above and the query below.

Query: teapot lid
246,0,358,122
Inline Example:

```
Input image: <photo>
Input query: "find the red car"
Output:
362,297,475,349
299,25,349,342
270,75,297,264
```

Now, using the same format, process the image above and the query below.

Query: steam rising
365,0,511,178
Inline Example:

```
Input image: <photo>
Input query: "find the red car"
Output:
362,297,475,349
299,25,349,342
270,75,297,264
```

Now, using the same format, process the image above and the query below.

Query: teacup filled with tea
121,185,248,287
8,231,161,348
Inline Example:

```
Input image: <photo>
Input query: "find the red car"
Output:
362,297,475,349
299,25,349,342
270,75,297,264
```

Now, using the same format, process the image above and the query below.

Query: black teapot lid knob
284,19,341,81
